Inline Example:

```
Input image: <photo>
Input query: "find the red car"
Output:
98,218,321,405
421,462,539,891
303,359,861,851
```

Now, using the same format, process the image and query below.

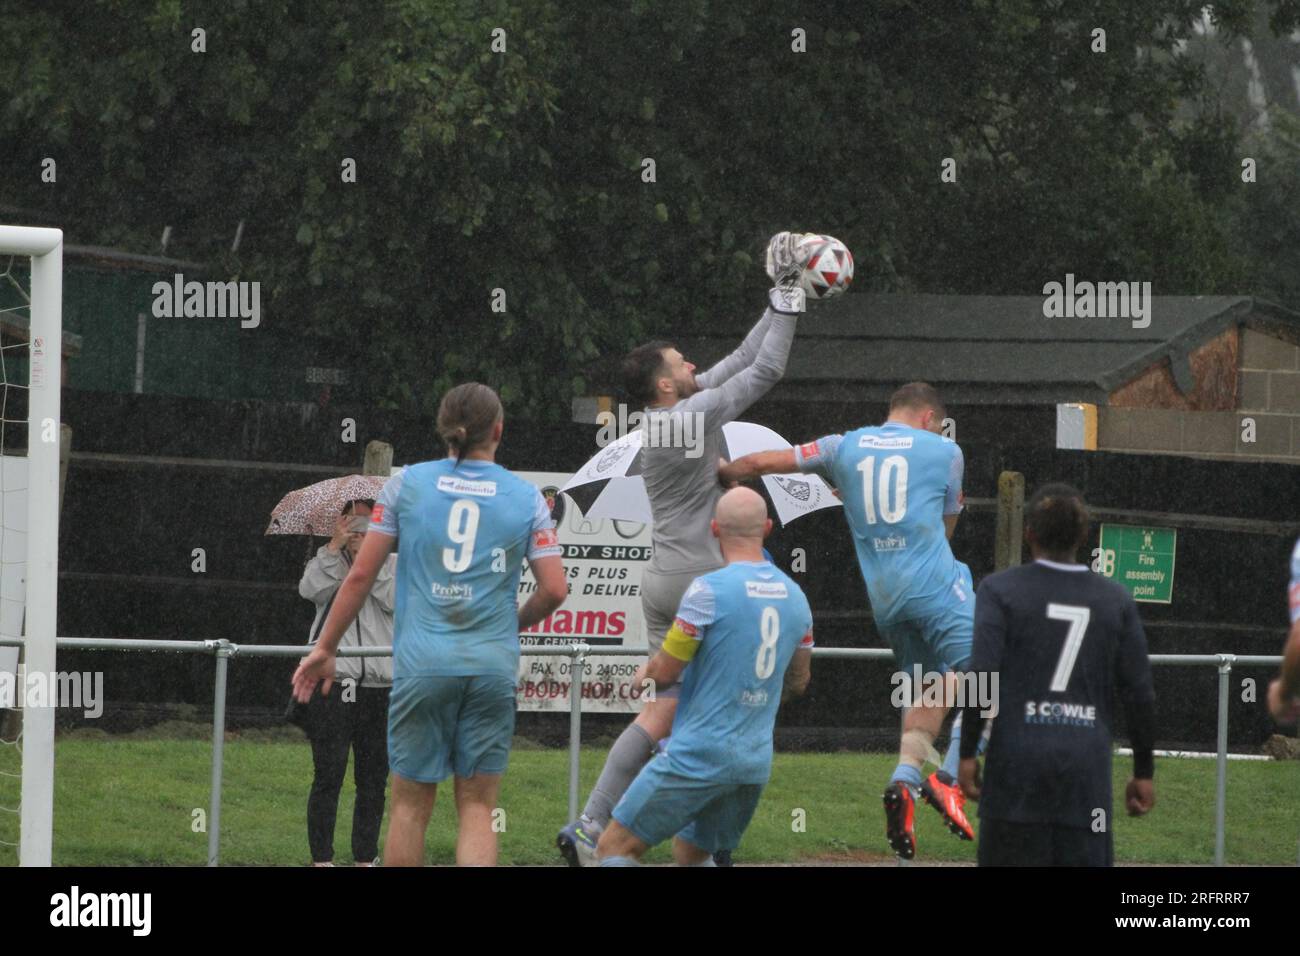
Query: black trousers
978,816,1114,867
307,684,391,863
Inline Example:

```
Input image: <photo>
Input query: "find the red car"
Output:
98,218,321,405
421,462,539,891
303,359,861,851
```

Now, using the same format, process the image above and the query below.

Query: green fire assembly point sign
1098,524,1176,604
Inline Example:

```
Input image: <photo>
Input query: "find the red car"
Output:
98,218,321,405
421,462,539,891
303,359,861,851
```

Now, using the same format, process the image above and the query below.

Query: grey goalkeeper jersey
641,304,798,575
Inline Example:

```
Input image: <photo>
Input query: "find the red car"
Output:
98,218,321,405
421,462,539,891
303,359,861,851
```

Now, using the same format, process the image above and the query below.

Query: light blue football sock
889,763,924,790
598,855,640,867
940,713,963,780
940,712,988,781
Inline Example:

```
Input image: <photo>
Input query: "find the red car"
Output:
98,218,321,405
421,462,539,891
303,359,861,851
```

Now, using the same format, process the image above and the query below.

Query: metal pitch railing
0,637,1283,867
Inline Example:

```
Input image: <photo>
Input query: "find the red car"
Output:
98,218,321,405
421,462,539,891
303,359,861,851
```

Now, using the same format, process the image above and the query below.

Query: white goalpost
0,224,62,867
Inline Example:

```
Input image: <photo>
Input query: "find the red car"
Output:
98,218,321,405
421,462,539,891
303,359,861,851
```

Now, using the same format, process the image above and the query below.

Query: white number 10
1046,603,1090,692
857,454,908,524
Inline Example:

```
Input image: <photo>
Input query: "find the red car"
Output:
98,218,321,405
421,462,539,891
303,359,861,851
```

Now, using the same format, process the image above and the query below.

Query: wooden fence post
363,440,393,477
994,470,1025,570
59,424,72,510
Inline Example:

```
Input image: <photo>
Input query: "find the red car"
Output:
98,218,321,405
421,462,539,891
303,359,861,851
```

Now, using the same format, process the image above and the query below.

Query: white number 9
443,499,480,572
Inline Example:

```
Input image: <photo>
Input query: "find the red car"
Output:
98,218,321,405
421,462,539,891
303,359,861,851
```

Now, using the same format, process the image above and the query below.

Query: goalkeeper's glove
768,285,805,314
765,231,811,286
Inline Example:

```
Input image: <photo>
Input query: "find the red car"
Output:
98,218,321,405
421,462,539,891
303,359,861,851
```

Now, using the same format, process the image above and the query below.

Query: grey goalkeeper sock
582,724,657,829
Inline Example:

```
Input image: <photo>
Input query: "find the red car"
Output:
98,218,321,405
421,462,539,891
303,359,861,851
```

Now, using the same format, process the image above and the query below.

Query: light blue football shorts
877,565,976,675
387,674,516,783
612,755,764,853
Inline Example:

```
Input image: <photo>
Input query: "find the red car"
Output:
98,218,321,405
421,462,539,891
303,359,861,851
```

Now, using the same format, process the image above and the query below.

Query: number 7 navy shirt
972,559,1154,828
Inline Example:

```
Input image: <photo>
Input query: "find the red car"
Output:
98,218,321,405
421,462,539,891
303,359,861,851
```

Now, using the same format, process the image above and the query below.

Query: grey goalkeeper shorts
641,564,722,698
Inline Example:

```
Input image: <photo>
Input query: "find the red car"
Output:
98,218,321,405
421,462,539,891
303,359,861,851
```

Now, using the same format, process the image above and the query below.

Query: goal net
0,225,62,867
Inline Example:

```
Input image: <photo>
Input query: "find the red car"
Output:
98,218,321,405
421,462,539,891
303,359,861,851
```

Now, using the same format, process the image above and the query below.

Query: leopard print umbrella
265,474,389,536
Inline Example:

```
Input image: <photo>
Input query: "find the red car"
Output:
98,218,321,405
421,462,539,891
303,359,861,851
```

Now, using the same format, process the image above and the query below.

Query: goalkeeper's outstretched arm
694,229,812,390
694,310,772,391
678,290,799,425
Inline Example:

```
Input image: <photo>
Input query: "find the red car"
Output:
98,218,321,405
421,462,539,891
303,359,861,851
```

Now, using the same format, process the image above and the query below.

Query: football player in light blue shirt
720,382,978,859
293,383,568,866
1267,536,1300,722
559,232,818,867
596,487,813,866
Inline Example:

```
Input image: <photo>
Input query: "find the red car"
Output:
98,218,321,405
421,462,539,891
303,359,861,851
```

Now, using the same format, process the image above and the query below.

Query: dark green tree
2,0,1295,415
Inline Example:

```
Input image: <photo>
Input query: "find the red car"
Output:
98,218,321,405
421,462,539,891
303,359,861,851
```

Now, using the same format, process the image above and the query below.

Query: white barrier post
1214,654,1233,867
208,641,233,866
567,644,588,823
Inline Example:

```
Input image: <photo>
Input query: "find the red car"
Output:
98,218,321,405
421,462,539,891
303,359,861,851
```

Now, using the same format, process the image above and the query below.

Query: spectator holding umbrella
293,383,568,866
271,478,395,867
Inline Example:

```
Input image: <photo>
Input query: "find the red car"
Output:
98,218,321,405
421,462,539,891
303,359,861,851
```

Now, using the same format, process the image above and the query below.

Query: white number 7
1046,604,1090,692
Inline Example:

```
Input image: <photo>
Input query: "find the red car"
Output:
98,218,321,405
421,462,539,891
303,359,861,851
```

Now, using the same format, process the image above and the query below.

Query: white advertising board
515,471,651,713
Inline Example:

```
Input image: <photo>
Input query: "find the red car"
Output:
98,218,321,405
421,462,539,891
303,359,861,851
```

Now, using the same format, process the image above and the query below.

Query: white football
796,234,853,301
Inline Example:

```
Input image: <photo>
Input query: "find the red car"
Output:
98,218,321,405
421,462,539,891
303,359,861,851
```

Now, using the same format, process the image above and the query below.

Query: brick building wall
1098,327,1300,463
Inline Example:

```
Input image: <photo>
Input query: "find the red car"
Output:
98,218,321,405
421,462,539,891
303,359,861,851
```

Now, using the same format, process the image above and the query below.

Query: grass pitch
1,724,1296,865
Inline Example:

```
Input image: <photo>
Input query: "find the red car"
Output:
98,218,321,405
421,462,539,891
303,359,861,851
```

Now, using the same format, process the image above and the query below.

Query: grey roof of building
679,294,1300,406
65,244,206,273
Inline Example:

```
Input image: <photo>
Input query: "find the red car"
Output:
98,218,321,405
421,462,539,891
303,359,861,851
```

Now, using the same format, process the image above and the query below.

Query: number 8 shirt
661,560,813,785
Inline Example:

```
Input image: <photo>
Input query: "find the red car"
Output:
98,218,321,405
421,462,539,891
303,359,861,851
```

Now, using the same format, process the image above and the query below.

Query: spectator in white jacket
298,498,395,866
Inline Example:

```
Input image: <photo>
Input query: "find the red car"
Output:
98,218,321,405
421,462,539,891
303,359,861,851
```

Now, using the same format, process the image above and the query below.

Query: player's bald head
714,487,768,539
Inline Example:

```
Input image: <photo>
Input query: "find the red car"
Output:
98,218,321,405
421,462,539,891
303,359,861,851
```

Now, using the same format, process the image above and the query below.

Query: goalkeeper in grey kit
557,232,838,866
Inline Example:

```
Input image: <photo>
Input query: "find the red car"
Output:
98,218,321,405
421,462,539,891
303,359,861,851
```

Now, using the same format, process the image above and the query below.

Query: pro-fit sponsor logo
745,581,788,599
431,581,473,602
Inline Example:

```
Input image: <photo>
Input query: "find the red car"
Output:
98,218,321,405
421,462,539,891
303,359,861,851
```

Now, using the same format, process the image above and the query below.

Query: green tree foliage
1231,109,1300,307
0,0,1294,415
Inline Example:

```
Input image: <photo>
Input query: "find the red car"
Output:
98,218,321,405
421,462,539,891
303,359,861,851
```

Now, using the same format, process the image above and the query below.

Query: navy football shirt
971,559,1154,828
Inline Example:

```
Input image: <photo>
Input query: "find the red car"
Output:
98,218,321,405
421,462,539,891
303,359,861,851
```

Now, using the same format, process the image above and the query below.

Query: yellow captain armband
662,620,701,662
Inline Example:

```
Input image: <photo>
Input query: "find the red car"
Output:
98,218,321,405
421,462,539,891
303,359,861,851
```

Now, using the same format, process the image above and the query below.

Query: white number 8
756,606,780,679
443,499,480,572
